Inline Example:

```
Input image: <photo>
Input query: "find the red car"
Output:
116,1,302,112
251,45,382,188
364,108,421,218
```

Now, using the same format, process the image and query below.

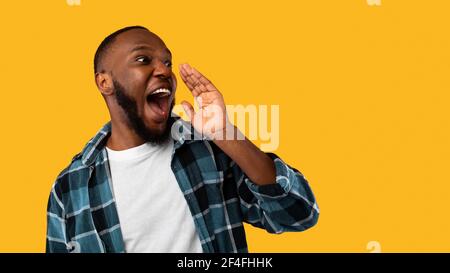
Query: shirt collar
80,115,202,166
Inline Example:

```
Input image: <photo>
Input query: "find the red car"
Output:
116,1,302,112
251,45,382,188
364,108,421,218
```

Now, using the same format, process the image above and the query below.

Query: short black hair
94,26,149,73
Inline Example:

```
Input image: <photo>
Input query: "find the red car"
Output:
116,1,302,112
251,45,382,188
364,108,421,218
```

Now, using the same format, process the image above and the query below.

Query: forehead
112,29,170,56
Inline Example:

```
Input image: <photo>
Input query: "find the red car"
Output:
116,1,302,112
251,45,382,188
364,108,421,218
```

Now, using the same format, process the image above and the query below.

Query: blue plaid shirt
46,117,319,253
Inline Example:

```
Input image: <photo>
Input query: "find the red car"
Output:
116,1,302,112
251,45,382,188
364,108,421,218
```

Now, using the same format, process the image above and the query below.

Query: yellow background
1,0,449,252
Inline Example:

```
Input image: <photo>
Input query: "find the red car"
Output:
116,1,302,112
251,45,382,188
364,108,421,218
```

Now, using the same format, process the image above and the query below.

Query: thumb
181,100,195,122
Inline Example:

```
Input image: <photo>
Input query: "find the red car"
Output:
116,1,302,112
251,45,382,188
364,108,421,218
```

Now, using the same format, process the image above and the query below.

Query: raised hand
179,63,231,140
179,63,276,185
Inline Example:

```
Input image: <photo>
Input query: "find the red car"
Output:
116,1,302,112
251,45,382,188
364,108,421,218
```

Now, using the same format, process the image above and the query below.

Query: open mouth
146,88,172,121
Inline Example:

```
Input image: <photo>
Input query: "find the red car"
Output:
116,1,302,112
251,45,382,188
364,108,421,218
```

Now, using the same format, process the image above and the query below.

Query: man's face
106,29,176,144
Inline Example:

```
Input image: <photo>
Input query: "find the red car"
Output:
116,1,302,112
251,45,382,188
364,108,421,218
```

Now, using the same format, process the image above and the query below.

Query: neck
106,116,146,151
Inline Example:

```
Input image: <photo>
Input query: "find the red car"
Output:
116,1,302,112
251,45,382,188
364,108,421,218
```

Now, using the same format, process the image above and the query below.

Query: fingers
179,63,218,97
179,66,194,90
179,64,201,95
181,100,195,122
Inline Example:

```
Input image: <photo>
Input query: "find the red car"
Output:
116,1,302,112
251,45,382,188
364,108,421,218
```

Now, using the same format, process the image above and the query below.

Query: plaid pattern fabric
46,117,319,253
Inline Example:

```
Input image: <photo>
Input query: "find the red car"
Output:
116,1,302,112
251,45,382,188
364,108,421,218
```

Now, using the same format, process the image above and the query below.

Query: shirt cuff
243,153,294,201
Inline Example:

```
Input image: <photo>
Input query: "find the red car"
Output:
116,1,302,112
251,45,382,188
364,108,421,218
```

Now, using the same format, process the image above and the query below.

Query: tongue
148,96,169,117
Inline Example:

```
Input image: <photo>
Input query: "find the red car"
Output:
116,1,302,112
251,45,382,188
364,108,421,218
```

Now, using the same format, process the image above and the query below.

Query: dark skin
95,29,276,185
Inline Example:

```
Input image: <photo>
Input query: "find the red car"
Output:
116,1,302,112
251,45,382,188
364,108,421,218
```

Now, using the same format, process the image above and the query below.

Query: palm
179,63,228,139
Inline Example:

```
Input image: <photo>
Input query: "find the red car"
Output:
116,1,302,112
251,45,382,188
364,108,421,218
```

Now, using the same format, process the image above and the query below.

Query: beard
113,79,175,145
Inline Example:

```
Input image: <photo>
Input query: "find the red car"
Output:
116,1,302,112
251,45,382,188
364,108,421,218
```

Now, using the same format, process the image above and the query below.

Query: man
46,26,319,253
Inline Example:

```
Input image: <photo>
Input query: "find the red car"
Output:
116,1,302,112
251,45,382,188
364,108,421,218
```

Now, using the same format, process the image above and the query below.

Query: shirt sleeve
46,182,69,253
232,153,319,234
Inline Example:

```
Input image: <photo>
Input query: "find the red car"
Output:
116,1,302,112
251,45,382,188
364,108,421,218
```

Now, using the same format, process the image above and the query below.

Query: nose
153,59,171,79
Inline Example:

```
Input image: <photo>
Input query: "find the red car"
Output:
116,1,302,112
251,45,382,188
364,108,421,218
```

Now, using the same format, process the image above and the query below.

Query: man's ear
95,72,114,96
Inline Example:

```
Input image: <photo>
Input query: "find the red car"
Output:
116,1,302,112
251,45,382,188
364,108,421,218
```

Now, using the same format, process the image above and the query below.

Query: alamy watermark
66,0,81,6
171,101,280,151
367,0,381,6
67,1,381,7
367,241,382,253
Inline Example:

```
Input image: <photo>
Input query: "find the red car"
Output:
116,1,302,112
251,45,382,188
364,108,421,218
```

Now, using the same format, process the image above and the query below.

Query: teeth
151,88,171,96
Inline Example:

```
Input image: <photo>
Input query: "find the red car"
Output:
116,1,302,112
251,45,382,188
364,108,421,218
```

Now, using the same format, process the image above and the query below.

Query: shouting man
46,26,319,253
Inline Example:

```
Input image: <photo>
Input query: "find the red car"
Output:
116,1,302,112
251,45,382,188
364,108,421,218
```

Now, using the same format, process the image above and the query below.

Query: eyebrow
130,45,172,57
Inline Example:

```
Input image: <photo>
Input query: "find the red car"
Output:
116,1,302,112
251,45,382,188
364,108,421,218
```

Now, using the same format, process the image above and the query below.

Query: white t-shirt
105,140,203,253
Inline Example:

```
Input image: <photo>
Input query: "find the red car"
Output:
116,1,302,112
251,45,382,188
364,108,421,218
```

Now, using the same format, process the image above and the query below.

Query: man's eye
136,56,150,64
164,60,172,68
